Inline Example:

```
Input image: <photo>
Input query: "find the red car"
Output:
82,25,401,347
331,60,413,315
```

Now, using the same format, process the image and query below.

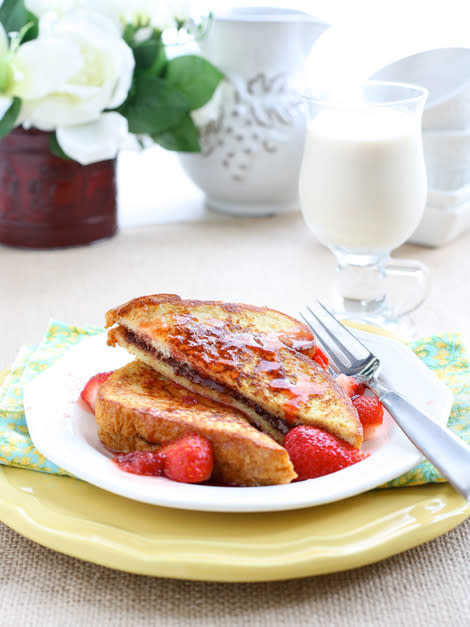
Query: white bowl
408,200,470,247
423,129,470,190
371,48,470,130
427,182,470,209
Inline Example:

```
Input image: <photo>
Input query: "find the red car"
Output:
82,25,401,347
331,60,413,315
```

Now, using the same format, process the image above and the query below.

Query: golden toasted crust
95,360,296,486
105,294,182,328
105,295,363,448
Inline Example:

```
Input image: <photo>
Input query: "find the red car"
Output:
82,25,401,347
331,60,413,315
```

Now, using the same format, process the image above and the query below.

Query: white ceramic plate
23,331,453,513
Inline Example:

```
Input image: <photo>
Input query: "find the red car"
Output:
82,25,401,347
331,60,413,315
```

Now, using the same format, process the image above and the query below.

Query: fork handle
374,385,470,500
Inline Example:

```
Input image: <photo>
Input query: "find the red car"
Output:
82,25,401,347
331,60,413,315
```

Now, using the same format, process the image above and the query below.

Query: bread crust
96,360,296,486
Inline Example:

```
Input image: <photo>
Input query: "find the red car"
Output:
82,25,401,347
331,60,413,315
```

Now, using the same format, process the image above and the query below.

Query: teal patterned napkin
0,321,103,474
0,322,469,487
385,333,470,487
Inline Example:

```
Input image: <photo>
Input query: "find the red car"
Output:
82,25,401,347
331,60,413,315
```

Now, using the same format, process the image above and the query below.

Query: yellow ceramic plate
0,466,468,581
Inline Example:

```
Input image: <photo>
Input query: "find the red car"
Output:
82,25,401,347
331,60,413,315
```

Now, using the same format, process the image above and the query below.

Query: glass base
328,248,429,341
331,306,417,341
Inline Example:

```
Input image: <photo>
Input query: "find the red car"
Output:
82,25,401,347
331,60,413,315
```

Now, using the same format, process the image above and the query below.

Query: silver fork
300,301,470,501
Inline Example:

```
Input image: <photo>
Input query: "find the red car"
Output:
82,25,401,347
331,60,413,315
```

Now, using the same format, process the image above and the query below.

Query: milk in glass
299,108,427,253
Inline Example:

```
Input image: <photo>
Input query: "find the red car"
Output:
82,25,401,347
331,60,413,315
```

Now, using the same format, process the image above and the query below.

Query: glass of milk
299,81,428,336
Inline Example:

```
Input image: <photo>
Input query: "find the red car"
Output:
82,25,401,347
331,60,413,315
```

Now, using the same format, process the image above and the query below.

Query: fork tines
299,301,371,375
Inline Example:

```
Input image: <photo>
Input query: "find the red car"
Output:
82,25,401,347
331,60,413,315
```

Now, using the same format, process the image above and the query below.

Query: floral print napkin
0,321,469,487
0,321,102,475
386,333,470,487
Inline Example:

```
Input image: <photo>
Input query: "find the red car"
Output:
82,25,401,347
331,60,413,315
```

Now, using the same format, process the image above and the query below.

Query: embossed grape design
197,72,303,182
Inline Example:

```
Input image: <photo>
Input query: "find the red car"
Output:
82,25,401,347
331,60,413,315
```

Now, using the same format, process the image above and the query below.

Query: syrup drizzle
141,313,326,423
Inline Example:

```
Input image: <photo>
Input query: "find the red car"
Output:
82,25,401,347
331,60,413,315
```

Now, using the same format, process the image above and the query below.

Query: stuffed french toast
105,294,363,448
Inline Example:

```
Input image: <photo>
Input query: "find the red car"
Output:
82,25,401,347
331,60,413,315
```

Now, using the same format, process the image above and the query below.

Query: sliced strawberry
161,433,213,484
80,371,113,413
283,425,367,480
313,345,329,370
336,373,366,397
114,450,164,476
113,434,214,484
352,393,384,439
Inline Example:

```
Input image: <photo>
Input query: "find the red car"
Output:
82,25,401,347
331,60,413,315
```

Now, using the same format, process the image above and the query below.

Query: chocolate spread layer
123,328,289,436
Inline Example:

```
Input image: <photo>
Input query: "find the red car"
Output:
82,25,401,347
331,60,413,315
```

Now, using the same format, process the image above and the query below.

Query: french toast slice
95,360,296,486
105,295,363,447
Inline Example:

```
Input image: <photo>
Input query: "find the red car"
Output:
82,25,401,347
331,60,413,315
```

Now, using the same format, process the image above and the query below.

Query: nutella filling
123,328,290,436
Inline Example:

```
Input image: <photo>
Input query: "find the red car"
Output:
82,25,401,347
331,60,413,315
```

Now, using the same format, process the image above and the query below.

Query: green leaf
122,23,166,75
133,36,167,74
153,113,201,152
0,0,29,37
49,132,72,160
166,55,224,110
149,43,167,76
0,0,38,44
0,96,21,140
118,74,189,135
134,38,167,73
23,12,39,42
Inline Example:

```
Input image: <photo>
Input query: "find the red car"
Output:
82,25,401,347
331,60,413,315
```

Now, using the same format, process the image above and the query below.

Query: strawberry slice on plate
352,394,384,440
114,433,214,484
336,374,366,397
114,450,165,476
80,372,113,413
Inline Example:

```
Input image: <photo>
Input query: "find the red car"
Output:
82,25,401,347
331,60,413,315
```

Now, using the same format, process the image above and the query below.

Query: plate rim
22,329,454,513
0,466,468,581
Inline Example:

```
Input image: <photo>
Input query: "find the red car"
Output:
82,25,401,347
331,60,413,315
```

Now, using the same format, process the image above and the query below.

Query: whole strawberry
283,425,367,480
161,433,213,483
352,394,384,439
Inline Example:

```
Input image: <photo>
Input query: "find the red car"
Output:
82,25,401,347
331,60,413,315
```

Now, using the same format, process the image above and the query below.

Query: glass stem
332,250,389,315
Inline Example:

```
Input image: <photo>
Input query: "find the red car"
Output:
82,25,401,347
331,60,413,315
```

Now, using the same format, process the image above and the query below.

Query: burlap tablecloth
1,210,469,626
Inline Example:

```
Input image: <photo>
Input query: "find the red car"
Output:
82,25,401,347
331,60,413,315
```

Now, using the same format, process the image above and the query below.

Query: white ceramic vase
178,7,330,216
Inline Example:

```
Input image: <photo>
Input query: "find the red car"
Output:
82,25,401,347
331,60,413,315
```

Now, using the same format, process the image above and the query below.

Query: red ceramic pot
0,128,118,248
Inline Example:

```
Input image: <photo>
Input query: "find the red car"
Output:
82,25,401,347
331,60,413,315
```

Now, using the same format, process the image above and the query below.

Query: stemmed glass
299,81,428,337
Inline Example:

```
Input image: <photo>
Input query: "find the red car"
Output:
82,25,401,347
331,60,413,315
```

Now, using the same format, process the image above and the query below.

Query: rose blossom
11,8,134,163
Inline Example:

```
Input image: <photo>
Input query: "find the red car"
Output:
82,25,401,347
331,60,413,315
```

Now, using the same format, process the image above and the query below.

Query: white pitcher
178,7,330,216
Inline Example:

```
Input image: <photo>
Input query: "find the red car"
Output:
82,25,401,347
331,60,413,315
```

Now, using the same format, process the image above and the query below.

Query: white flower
133,26,154,43
56,112,128,164
25,0,77,16
113,0,191,28
13,9,134,129
166,0,191,23
25,1,117,19
26,0,192,29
